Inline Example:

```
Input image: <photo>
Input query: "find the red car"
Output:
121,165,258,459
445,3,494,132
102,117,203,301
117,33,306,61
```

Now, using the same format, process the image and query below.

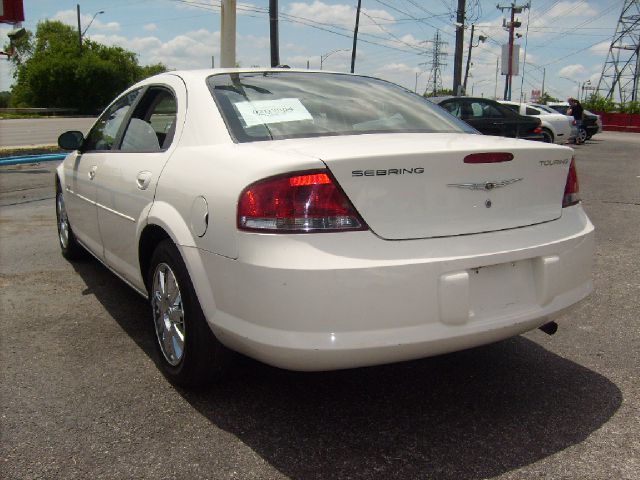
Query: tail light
238,170,367,233
562,157,580,207
533,126,542,134
572,119,577,126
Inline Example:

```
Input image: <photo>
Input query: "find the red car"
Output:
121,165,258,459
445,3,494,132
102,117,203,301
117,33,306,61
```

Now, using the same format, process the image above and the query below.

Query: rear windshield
207,71,476,142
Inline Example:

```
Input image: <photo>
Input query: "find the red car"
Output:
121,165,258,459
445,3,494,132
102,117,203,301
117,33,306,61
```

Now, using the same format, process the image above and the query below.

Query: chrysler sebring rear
55,70,593,387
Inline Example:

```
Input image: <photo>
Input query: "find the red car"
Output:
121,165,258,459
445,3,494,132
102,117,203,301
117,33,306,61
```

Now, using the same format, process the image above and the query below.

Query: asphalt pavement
0,132,638,479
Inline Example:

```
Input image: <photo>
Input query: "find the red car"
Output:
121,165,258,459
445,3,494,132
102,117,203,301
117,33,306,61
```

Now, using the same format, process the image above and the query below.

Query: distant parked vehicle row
498,101,576,145
430,96,544,141
546,102,603,143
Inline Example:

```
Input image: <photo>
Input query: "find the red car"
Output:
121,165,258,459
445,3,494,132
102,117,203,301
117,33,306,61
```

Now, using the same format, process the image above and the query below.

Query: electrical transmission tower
421,30,448,96
596,0,640,102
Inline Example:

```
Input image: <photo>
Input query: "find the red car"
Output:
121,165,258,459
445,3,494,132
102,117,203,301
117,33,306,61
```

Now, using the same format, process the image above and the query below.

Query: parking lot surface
1,132,639,479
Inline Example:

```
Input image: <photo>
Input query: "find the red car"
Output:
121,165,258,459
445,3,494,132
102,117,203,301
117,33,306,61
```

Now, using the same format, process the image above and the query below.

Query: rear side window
120,87,177,152
207,72,475,142
526,107,541,115
502,103,519,113
469,101,503,119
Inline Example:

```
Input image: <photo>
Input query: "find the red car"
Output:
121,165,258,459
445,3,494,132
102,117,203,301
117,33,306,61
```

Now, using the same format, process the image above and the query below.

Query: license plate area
468,260,536,321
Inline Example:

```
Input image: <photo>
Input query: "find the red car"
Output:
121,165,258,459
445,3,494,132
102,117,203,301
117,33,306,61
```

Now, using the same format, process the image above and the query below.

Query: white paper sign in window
235,98,313,127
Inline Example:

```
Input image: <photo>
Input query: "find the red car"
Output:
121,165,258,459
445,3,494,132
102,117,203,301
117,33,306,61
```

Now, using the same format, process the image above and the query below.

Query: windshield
207,71,476,142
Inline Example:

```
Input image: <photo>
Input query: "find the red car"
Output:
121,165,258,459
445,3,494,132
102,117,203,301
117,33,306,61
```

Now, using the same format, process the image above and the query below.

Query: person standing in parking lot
568,98,584,144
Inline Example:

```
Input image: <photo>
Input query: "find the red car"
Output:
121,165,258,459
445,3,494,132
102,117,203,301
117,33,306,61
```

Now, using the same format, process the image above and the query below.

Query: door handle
136,171,153,190
88,166,97,180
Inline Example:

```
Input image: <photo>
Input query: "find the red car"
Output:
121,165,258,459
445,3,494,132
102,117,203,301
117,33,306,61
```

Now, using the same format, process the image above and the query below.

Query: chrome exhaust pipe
539,321,558,335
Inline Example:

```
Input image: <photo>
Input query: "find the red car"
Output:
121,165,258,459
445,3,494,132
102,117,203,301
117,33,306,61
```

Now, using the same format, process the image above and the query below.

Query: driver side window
83,89,142,152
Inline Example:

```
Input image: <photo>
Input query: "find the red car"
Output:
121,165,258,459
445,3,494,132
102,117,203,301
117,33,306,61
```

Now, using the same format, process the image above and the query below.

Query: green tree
618,101,640,114
8,20,167,113
536,93,559,105
0,91,10,108
582,94,615,113
423,88,454,98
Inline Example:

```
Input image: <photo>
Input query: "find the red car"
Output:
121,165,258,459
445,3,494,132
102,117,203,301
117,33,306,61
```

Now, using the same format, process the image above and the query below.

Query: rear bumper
185,205,594,371
586,125,599,136
520,133,545,142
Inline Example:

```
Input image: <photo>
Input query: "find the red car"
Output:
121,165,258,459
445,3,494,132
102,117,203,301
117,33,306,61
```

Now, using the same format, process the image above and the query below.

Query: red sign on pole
0,0,25,24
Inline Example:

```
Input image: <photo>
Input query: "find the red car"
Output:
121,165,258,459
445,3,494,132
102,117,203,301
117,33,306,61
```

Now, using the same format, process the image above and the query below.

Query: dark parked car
433,97,543,141
545,103,602,142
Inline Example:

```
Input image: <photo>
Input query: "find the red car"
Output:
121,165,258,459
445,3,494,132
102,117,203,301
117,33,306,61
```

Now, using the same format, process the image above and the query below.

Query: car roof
425,95,454,103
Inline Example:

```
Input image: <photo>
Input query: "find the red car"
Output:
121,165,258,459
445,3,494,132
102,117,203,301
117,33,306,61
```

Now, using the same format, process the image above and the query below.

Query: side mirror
58,131,85,151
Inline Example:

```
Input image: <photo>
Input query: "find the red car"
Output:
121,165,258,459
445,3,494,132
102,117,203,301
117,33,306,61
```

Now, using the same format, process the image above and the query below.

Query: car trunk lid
260,133,573,239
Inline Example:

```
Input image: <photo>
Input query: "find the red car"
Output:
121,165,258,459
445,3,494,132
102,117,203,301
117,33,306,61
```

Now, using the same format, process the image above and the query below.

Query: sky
0,0,626,101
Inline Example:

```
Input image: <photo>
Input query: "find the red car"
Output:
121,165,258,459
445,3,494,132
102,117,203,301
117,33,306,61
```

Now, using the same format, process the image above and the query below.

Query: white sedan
56,69,594,387
498,100,576,144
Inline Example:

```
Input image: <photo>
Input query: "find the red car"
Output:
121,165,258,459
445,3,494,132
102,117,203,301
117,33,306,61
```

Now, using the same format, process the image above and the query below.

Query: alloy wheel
151,263,186,366
577,128,587,144
56,192,70,249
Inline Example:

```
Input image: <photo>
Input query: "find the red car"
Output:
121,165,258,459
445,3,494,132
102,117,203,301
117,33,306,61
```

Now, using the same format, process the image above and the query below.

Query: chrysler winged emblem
447,178,523,191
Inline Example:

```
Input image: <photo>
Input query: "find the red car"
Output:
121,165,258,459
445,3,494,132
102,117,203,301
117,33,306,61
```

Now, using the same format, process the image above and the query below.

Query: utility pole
462,24,474,95
453,0,466,95
269,0,279,67
220,0,237,67
77,4,82,53
351,0,362,73
494,57,499,99
497,3,529,100
463,25,486,95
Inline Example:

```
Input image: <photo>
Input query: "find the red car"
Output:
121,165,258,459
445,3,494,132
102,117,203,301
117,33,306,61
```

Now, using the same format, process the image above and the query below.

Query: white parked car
499,100,576,144
56,69,594,387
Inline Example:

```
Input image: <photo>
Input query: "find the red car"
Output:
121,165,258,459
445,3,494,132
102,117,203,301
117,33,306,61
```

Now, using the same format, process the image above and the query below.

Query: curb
0,153,67,167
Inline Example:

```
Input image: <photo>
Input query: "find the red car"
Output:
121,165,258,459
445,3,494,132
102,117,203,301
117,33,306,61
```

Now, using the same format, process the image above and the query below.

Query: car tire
576,127,587,144
55,185,85,260
541,128,554,143
148,239,230,388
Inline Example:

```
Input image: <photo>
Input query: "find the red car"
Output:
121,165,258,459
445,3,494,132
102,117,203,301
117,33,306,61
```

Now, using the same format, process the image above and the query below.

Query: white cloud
53,10,120,33
144,23,158,32
90,29,272,71
559,64,586,78
589,41,610,56
173,0,258,16
287,1,396,34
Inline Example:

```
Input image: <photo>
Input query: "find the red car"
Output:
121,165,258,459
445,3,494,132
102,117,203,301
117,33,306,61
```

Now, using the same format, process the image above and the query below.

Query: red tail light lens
533,126,542,134
563,157,580,207
238,170,368,233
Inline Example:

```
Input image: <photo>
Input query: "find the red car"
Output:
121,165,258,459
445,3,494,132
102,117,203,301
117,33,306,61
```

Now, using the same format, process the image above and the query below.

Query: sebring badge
447,178,523,191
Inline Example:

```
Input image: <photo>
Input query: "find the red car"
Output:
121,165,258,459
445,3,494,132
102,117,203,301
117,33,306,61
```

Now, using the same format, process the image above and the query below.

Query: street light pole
320,48,348,70
77,5,104,54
